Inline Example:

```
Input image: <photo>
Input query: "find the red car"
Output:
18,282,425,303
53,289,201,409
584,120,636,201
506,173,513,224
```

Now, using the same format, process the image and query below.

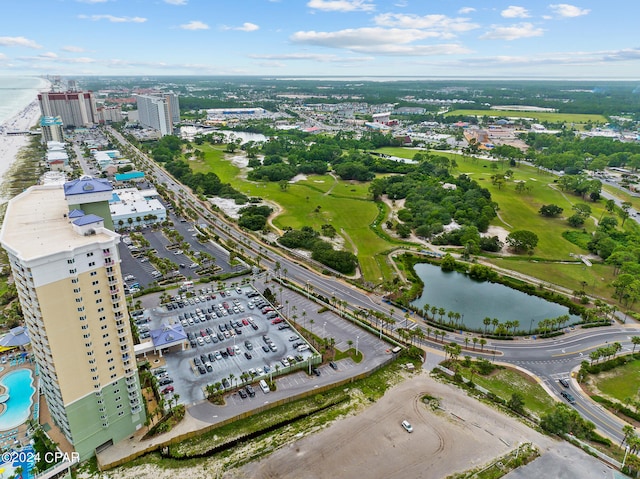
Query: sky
0,0,638,79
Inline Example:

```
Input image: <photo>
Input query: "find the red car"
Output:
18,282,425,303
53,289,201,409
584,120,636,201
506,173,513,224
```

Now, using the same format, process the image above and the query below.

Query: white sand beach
0,100,44,204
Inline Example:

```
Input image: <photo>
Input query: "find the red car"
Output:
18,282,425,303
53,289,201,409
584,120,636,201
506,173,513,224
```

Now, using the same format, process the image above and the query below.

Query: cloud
180,20,209,30
480,22,544,40
548,4,590,17
374,13,479,35
78,14,147,23
458,7,476,14
249,52,373,62
222,22,260,32
62,45,86,53
0,36,42,49
164,0,187,4
462,48,640,68
307,0,375,12
39,52,58,59
501,6,530,18
76,0,109,3
291,28,471,55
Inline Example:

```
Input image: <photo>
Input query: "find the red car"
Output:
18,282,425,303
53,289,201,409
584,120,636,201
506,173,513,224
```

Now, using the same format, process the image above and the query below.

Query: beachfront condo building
0,177,145,460
134,93,179,136
38,91,98,128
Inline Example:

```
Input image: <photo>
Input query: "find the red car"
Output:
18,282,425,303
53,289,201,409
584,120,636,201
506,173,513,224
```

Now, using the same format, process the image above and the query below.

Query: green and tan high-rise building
0,177,145,460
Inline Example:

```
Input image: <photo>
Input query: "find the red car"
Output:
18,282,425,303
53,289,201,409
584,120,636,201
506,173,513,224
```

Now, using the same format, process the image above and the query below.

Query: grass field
186,145,395,282
444,109,607,125
456,363,556,418
592,358,640,402
186,143,626,294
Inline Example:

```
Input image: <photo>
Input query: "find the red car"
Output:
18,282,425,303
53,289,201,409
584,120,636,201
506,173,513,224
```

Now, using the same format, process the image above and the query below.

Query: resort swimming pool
0,369,34,431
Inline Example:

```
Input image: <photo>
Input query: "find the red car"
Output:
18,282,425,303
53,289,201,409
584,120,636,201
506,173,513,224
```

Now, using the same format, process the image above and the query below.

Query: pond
410,263,581,333
218,131,267,144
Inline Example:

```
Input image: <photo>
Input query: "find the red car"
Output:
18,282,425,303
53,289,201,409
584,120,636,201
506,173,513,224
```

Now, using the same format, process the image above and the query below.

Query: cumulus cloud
481,22,543,40
374,13,479,35
548,3,590,17
222,22,260,32
458,7,476,14
501,6,530,18
291,28,471,55
78,14,147,23
307,0,375,12
0,36,42,48
62,45,86,52
180,20,209,30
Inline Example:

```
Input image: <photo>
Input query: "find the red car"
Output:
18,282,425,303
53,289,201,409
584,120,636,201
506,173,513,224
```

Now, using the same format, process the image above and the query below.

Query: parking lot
119,211,242,290
141,286,318,404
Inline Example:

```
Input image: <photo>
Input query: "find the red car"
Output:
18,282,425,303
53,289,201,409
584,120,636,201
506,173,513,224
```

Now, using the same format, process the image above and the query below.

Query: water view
411,263,581,333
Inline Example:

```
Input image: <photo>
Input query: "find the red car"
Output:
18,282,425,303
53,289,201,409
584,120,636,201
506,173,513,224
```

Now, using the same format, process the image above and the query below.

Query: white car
401,420,413,433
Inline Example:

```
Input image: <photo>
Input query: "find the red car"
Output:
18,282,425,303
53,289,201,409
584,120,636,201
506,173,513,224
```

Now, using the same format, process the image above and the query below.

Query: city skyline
0,0,638,79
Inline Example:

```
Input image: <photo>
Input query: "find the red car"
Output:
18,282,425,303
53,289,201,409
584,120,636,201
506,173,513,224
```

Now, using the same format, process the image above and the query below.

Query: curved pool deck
0,369,35,431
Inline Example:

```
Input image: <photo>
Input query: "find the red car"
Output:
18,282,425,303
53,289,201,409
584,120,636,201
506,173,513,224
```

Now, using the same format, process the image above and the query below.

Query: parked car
401,420,413,433
329,361,338,370
162,386,174,394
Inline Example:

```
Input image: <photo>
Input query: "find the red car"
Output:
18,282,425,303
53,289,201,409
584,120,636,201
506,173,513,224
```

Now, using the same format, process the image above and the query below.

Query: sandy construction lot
90,371,615,479
233,372,549,479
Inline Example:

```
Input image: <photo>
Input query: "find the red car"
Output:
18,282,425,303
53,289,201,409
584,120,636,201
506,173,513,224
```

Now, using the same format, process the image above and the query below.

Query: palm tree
479,338,487,351
483,317,491,335
631,336,640,353
491,318,499,332
430,306,438,320
472,337,478,350
438,308,446,323
447,311,454,325
464,337,469,349
426,327,432,340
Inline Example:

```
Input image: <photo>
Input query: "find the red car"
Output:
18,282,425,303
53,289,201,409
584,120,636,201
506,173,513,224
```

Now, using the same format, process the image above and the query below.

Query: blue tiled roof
151,324,187,347
68,209,85,218
64,176,112,196
72,214,103,226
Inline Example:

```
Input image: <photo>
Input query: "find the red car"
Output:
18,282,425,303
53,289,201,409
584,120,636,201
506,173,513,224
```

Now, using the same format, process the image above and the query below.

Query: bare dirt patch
230,372,554,479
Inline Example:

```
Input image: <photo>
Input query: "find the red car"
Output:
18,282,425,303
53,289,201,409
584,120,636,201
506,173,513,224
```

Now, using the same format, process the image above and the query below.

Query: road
105,126,639,445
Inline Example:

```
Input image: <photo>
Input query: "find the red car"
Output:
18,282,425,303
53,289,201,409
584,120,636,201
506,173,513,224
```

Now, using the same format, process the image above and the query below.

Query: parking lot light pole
355,336,359,358
322,321,327,339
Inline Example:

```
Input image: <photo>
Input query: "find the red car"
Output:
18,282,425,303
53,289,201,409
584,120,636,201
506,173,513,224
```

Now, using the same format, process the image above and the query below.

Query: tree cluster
278,226,358,274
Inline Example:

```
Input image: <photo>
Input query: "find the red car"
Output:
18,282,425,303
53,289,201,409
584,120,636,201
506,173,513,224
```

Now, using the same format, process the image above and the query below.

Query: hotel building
134,93,179,136
0,177,145,460
38,91,98,128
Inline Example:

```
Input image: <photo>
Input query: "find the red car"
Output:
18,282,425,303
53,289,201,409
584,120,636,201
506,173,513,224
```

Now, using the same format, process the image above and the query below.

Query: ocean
0,76,47,126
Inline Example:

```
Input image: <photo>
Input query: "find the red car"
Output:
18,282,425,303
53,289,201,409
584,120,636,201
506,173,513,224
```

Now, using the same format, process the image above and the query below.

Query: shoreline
0,95,47,205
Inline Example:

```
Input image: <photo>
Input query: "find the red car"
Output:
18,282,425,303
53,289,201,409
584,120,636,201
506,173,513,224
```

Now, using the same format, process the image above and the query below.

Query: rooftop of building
63,176,112,197
0,184,118,261
109,187,164,217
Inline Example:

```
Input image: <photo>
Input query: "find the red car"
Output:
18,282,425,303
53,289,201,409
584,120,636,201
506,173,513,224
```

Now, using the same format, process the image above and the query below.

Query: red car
162,386,174,394
242,318,249,326
271,317,283,324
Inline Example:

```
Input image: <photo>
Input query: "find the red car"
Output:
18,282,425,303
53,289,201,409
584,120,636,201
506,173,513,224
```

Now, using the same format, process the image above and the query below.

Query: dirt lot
88,371,616,479
230,372,553,479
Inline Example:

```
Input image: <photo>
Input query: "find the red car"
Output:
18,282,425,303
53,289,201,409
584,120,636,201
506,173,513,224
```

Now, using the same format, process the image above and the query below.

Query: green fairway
186,143,622,290
187,147,395,283
592,358,640,402
485,259,616,301
444,109,607,125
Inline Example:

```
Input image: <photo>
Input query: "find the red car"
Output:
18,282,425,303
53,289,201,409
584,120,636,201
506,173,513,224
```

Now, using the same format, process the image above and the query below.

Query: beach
0,80,48,204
